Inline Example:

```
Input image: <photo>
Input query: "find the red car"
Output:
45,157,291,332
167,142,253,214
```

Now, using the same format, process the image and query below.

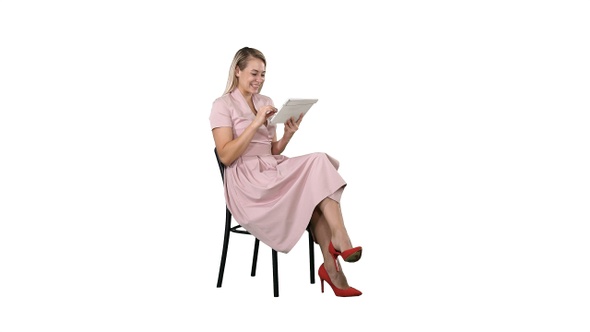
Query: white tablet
268,98,318,125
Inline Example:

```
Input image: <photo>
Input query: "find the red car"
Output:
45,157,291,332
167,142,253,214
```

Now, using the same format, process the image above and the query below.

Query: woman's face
236,57,265,96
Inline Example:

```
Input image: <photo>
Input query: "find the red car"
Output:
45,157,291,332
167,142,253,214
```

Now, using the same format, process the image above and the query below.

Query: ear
235,66,241,78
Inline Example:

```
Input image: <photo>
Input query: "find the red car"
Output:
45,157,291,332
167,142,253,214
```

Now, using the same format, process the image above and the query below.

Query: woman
209,47,362,297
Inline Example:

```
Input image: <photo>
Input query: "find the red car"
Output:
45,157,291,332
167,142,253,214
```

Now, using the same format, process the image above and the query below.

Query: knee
313,152,339,170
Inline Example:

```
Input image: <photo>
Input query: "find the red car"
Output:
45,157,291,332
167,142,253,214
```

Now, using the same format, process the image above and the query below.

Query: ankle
331,236,353,252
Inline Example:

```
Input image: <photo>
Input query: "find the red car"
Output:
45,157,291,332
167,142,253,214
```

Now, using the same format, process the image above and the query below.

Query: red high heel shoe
329,241,362,271
318,263,362,297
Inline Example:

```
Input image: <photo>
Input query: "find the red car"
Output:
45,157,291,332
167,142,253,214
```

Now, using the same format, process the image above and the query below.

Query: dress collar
231,88,260,110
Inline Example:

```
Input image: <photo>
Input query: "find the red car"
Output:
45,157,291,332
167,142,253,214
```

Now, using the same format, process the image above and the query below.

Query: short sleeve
209,98,232,129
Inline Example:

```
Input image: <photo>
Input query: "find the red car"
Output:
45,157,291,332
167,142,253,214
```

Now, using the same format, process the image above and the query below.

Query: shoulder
211,93,238,114
210,94,235,127
212,93,233,107
211,94,236,119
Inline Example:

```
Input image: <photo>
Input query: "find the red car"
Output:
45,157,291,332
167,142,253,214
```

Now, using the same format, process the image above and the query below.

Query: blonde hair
223,47,267,95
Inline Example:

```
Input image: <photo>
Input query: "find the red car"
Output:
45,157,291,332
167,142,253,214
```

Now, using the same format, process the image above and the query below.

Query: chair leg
218,211,310,296
308,230,315,284
272,249,279,297
251,238,260,277
217,208,232,288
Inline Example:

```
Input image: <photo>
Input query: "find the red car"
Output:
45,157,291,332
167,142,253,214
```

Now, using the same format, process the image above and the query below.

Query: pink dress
209,89,346,253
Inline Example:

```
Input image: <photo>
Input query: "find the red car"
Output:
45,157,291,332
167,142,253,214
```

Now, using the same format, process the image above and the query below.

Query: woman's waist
242,142,272,157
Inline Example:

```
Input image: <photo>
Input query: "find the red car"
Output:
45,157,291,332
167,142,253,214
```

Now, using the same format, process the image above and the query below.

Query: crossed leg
309,197,356,290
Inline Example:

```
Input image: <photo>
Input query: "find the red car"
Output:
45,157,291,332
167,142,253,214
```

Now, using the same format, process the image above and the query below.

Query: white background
1,0,589,331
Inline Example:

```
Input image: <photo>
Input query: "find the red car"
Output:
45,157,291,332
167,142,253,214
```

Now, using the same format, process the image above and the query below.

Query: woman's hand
271,113,304,155
283,113,304,138
253,105,278,127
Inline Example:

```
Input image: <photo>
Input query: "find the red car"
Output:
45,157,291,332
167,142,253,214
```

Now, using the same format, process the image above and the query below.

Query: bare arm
213,105,277,166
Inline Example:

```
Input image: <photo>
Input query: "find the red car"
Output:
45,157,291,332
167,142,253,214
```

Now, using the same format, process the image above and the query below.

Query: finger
296,113,304,124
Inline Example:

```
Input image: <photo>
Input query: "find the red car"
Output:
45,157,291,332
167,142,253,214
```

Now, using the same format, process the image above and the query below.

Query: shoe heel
328,241,341,272
317,263,362,297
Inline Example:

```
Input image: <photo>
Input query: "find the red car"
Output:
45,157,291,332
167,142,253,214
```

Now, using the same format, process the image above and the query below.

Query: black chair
214,148,315,297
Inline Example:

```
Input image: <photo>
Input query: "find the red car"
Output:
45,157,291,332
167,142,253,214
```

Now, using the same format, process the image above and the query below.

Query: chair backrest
214,148,225,181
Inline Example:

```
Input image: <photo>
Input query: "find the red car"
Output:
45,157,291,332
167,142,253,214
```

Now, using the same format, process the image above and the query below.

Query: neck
237,87,252,102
